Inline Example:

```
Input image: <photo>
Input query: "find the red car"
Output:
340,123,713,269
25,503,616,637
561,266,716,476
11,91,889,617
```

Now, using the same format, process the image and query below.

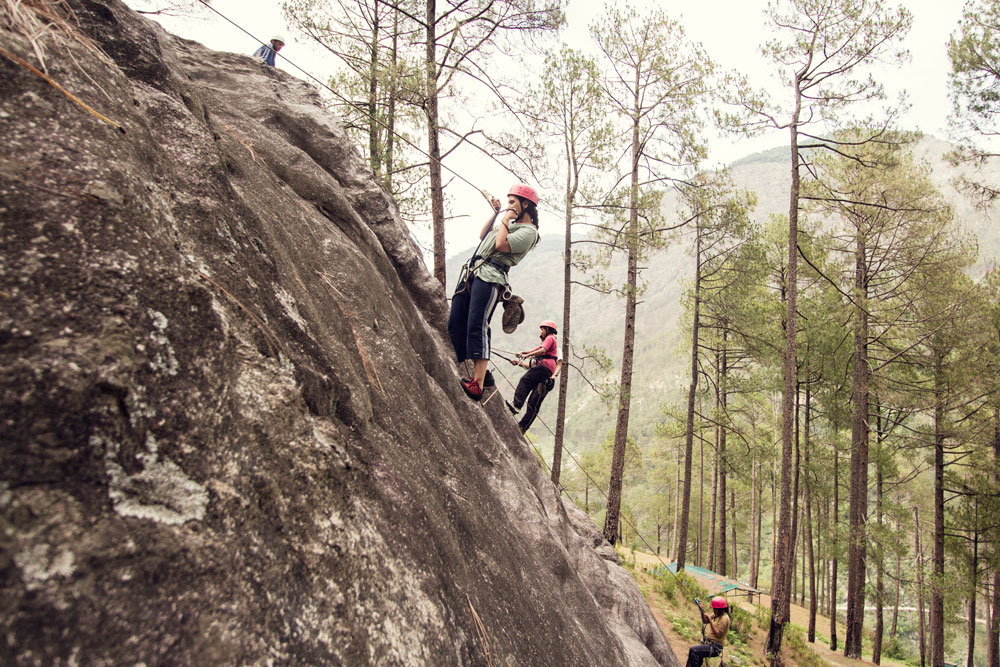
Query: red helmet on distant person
508,183,538,205
540,320,557,333
711,596,728,609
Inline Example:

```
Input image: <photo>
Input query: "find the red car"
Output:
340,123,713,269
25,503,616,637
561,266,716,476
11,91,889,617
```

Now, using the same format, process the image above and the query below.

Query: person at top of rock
252,36,285,67
506,320,559,430
448,184,540,401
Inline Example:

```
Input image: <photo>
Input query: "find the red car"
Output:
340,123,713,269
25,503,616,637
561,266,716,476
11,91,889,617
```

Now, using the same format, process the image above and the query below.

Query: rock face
0,1,679,665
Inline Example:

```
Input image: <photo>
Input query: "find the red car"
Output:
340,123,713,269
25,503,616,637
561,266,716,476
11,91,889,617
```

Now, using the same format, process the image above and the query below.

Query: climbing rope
488,357,684,583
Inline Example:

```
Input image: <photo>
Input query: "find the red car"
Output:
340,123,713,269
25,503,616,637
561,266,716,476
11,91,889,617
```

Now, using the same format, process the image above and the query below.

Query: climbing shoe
460,377,483,401
483,370,495,388
506,400,519,415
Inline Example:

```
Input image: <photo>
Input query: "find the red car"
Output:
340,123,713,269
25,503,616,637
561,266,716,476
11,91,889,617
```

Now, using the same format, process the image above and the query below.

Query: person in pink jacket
506,320,558,421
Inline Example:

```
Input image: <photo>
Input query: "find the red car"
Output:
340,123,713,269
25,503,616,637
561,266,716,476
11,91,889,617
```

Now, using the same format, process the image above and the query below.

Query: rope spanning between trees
192,0,684,586
487,359,682,583
192,0,516,198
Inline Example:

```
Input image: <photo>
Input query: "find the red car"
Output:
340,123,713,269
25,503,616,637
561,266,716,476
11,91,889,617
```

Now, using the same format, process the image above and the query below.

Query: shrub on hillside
677,571,708,601
657,574,677,601
728,605,754,643
784,626,825,667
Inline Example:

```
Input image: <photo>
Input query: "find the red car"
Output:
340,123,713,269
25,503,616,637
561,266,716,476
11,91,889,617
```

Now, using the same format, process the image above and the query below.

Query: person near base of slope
448,184,540,401
252,36,285,67
686,596,730,667
505,320,558,421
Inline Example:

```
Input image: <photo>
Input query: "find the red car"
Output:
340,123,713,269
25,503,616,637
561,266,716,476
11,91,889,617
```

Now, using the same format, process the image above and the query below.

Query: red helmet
508,183,538,205
540,320,557,333
711,596,728,609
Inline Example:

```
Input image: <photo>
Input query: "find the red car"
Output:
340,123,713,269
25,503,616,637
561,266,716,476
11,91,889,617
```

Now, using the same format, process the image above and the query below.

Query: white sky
136,0,966,255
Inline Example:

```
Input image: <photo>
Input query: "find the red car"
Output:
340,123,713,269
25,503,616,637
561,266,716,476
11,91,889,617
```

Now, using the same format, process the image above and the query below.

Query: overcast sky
136,0,967,254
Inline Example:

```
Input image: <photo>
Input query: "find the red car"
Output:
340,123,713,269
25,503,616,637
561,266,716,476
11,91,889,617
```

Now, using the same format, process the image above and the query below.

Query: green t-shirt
471,220,539,285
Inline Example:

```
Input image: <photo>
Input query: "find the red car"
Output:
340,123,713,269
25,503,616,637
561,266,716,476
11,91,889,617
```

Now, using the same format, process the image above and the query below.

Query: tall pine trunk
916,507,928,667
931,355,945,667
677,220,701,567
845,230,869,660
699,428,704,565
766,93,800,660
603,91,642,545
552,135,580,486
750,456,760,589
805,380,817,642
731,490,738,578
874,443,885,665
785,383,801,622
969,505,978,667
719,337,728,576
831,442,840,651
424,0,446,285
990,407,1000,667
892,514,901,640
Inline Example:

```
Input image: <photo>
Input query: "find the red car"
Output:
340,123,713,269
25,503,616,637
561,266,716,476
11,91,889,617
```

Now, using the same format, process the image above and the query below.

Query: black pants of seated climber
686,642,722,667
518,377,554,433
511,364,552,412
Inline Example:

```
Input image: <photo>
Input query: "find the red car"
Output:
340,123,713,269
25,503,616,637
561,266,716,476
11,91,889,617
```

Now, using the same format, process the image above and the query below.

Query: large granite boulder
0,1,679,664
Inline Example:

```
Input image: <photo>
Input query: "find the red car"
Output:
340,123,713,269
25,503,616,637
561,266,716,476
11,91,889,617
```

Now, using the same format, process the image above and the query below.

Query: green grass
784,625,827,667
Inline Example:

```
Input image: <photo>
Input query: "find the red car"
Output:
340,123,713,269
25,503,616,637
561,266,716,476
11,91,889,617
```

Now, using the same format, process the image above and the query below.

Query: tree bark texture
552,145,579,487
719,338,728,577
968,510,978,667
845,231,869,660
874,448,884,665
931,356,945,667
603,101,641,545
805,381,817,642
831,441,839,652
677,222,701,568
766,100,800,662
990,407,1000,667
916,506,927,667
424,0,446,285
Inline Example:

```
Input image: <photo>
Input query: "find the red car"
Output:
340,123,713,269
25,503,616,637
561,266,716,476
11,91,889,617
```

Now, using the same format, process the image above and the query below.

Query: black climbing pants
686,642,722,667
512,364,552,410
518,377,553,433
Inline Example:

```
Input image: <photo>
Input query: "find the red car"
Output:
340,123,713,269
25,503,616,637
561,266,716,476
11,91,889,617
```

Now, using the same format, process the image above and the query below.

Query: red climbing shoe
460,377,483,401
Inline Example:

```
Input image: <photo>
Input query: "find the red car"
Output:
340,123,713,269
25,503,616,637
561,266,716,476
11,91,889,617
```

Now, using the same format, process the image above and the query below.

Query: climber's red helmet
711,596,728,609
540,320,558,334
508,183,538,205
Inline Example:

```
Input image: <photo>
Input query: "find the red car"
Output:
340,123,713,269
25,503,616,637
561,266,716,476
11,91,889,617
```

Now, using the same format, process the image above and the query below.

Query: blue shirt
252,44,277,67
